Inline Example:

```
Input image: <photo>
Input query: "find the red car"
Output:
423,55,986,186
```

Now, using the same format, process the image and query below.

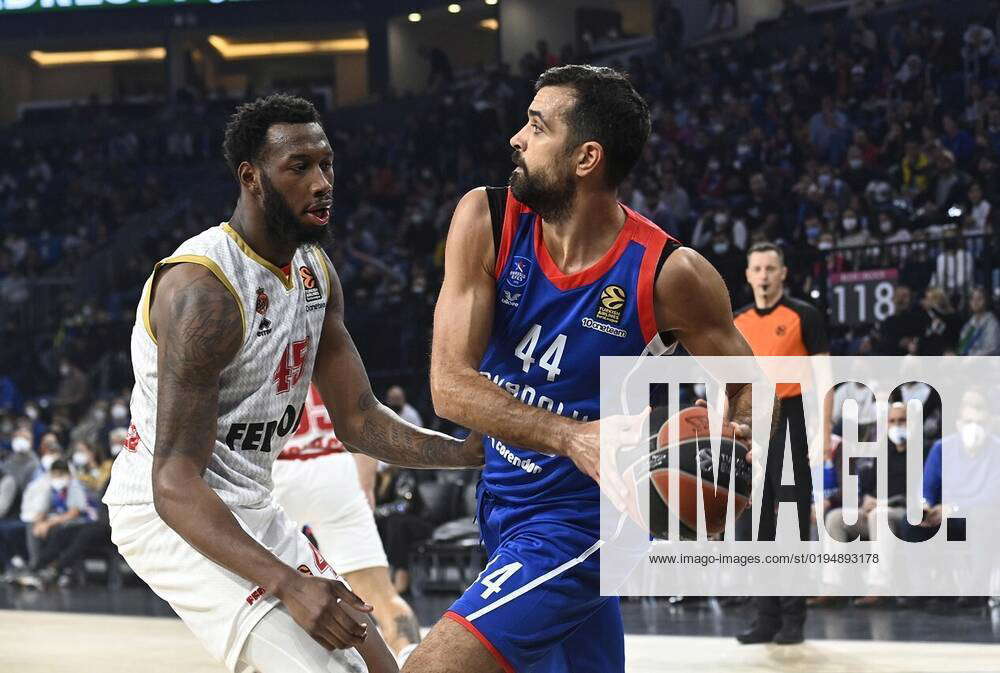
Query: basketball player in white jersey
103,94,482,673
273,382,421,660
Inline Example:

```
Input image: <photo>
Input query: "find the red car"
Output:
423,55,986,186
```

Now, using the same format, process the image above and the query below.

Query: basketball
627,406,751,540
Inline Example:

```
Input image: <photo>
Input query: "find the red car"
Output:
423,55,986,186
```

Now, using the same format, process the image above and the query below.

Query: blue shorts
445,489,624,673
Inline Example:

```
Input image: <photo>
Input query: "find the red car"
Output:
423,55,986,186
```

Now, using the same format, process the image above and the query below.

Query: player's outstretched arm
313,257,482,469
430,188,584,455
149,263,372,652
654,247,772,441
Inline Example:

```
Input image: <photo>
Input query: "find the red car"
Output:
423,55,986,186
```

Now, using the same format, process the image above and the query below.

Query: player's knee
401,618,502,673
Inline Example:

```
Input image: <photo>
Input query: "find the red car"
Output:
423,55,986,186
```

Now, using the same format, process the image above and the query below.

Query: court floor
3,609,1000,673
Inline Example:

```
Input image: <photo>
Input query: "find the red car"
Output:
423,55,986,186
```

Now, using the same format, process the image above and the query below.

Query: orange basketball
626,406,751,540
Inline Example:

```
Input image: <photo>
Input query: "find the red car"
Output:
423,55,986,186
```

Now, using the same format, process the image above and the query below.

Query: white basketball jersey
275,382,347,461
104,222,331,509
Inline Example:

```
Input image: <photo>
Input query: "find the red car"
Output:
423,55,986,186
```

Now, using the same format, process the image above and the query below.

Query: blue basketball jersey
480,189,677,507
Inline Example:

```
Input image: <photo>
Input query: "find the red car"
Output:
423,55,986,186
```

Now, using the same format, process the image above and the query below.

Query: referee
733,242,830,646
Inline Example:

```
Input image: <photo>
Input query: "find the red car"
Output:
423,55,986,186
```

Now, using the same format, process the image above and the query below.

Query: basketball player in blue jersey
401,65,759,673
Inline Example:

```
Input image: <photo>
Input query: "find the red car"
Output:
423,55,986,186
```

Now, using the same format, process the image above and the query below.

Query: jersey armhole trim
638,238,681,344
142,254,247,346
494,188,519,281
485,186,507,268
313,246,333,299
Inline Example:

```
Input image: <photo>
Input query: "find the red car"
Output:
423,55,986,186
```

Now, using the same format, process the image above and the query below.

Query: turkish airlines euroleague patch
298,264,323,302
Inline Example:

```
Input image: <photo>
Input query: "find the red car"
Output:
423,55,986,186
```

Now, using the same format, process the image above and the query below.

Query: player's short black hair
222,94,322,176
534,64,650,189
747,241,785,265
50,459,70,474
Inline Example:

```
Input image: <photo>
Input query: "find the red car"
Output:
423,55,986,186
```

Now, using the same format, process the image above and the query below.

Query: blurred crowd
1,0,1000,598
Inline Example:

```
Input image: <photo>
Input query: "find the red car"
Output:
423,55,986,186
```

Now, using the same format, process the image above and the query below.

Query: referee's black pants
737,394,813,630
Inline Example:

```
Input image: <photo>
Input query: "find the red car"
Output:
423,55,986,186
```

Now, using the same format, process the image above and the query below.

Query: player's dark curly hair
222,94,321,176
534,64,650,189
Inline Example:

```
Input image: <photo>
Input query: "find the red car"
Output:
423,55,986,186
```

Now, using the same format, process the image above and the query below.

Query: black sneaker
773,624,804,645
736,624,778,644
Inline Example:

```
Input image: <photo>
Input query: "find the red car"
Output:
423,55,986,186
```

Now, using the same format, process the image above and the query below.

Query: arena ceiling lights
206,34,368,59
29,46,166,66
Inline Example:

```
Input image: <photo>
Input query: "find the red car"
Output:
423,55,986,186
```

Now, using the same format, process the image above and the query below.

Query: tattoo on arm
350,391,482,468
155,269,243,470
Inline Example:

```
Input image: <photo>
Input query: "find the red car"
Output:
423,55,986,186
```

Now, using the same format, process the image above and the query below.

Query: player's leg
307,493,421,657
401,616,504,673
555,596,625,673
344,565,421,657
407,522,615,672
237,604,369,673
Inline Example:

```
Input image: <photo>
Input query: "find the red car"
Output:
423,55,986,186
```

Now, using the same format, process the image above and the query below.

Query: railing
810,234,997,312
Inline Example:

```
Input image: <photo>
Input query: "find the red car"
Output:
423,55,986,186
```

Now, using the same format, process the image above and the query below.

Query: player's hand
694,399,752,461
275,573,373,650
571,408,650,512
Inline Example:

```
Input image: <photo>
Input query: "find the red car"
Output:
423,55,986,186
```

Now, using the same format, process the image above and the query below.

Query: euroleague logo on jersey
596,284,627,324
298,264,323,303
507,256,532,287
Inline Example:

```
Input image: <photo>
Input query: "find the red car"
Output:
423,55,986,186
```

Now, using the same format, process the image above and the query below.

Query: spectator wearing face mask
71,438,113,497
0,430,40,573
34,433,63,477
842,146,877,194
837,208,870,247
920,390,999,547
108,398,130,429
958,287,1000,356
19,459,89,571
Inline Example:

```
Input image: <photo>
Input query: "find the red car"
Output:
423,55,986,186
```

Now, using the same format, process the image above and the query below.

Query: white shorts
109,500,343,672
272,453,388,575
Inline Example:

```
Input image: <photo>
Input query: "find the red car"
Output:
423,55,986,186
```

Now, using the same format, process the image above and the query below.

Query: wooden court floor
2,609,1000,673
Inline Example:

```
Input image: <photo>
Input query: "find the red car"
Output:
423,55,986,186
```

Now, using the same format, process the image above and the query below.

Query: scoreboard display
828,268,898,326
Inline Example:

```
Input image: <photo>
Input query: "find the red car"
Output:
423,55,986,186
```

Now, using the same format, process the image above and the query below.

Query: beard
508,150,577,223
260,173,330,247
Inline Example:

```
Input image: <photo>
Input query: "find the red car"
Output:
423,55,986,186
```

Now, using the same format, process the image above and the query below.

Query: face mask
11,437,30,453
880,219,893,233
933,30,944,39
708,161,720,171
24,407,38,420
50,477,69,491
818,174,832,188
806,226,821,239
818,240,834,250
111,405,128,420
849,158,863,169
888,425,907,446
41,454,57,471
843,217,857,231
960,422,986,449
713,242,730,255
737,144,751,156
59,365,70,377
72,452,89,468
93,409,106,422
714,213,729,226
